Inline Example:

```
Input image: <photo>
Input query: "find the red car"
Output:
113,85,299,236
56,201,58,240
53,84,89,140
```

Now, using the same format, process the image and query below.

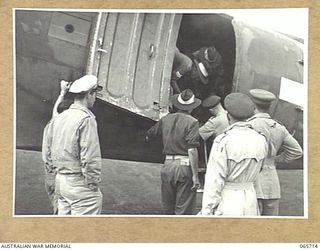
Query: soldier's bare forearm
188,148,199,177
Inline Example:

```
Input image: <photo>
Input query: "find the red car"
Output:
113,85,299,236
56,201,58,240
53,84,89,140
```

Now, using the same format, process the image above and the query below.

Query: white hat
69,75,101,93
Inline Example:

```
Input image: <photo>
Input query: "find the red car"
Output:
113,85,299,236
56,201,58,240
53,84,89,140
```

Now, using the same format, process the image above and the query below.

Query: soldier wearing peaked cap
199,93,269,216
45,74,104,215
199,95,229,172
247,89,303,216
42,79,74,214
147,89,201,215
199,95,229,142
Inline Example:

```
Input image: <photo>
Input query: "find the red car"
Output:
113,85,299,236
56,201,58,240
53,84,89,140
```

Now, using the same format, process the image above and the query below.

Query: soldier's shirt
172,47,193,81
147,111,200,155
247,113,303,199
199,111,229,141
50,103,102,186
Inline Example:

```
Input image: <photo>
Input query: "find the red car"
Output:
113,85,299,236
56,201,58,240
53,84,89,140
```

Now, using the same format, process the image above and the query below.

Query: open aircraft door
87,13,182,120
231,19,304,142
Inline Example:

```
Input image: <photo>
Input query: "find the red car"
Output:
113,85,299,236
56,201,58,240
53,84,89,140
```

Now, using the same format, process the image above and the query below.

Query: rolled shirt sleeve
42,120,55,174
78,117,102,186
199,118,218,141
172,47,193,81
275,129,303,164
42,120,57,203
185,120,200,149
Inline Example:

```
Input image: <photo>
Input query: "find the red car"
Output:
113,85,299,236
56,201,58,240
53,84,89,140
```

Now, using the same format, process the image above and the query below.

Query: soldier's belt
165,155,190,165
224,182,254,190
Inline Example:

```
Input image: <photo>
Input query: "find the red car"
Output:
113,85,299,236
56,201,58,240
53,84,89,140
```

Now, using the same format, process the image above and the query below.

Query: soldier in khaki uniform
199,93,268,216
199,95,229,142
147,89,201,215
45,75,103,215
247,89,303,216
42,80,73,214
199,95,229,170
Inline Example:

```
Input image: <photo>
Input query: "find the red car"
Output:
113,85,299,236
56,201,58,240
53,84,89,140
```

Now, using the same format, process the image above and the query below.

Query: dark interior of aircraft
175,14,236,125
177,14,235,98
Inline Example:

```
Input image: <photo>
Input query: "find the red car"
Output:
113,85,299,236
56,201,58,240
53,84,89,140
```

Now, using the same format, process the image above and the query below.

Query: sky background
221,8,308,40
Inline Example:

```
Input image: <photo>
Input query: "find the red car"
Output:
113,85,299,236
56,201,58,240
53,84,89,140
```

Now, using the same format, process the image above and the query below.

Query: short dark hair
72,88,98,99
71,91,88,100
89,88,98,95
57,98,74,113
255,103,271,112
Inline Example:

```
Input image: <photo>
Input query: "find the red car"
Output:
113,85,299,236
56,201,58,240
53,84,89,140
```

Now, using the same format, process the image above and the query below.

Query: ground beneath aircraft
14,150,304,217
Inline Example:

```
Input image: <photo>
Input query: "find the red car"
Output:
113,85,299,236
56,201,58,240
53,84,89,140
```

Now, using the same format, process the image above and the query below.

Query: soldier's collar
70,103,96,118
226,121,253,131
247,113,271,121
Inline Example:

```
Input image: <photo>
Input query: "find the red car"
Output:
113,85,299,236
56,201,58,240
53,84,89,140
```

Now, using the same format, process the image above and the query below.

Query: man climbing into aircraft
170,46,224,99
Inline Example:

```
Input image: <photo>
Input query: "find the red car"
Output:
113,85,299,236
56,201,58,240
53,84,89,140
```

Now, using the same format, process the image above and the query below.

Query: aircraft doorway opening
171,14,236,178
173,13,236,124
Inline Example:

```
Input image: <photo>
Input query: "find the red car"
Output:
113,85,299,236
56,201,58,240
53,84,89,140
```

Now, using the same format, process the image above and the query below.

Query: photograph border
1,0,319,243
12,7,309,220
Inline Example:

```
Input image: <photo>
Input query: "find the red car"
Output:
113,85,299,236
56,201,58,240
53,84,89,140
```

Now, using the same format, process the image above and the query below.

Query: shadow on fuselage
93,99,164,163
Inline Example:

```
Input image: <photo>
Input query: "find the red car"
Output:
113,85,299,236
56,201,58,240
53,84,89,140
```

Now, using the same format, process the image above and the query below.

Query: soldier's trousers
44,171,58,214
55,173,103,215
258,199,279,216
160,159,197,215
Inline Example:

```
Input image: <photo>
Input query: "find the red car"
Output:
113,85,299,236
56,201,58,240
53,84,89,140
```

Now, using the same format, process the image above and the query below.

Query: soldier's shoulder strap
248,115,284,128
267,118,284,128
214,130,229,144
